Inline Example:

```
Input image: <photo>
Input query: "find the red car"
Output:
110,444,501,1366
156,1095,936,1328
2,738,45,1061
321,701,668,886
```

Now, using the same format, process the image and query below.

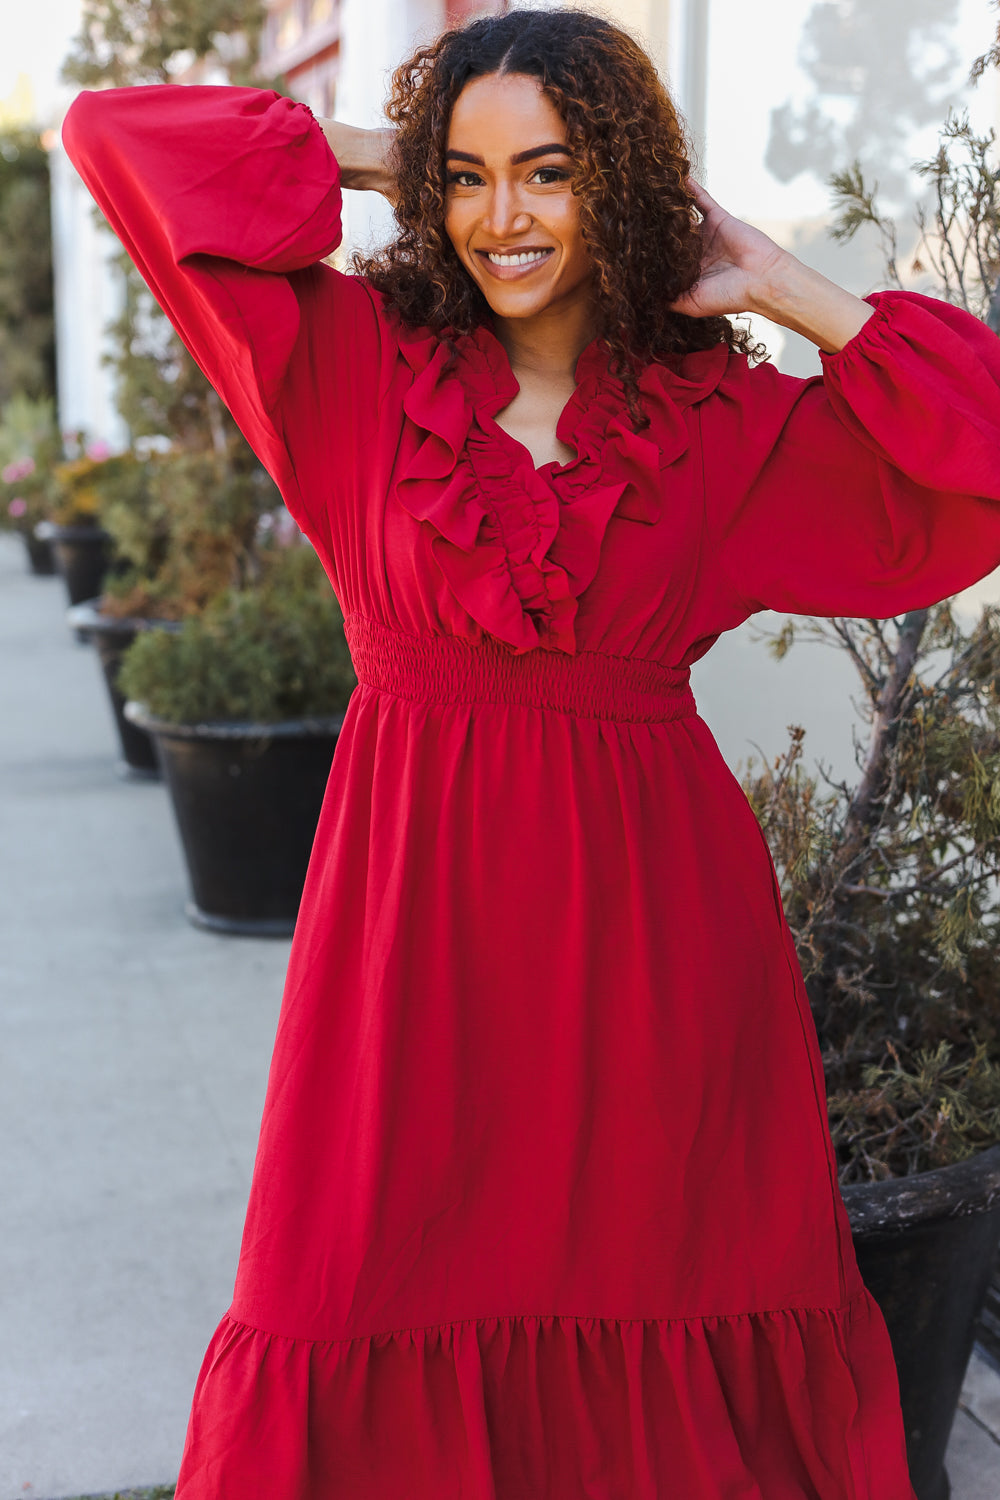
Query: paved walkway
1,530,999,1497
0,533,291,1497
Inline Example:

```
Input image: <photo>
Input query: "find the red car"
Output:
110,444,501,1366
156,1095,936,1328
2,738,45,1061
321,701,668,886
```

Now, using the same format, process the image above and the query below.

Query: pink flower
86,439,112,461
8,497,28,518
2,457,35,483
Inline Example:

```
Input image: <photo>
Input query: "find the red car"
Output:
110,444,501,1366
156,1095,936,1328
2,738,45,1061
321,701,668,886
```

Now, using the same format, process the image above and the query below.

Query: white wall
689,0,1000,785
48,142,129,452
334,0,446,257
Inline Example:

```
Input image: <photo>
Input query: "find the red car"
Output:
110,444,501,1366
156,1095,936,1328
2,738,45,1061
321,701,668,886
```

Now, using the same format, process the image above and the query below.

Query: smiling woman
441,73,595,466
357,8,763,434
57,4,1000,1497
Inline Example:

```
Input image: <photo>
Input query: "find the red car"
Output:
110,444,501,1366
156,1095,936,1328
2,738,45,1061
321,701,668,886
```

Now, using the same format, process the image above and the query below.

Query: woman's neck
493,303,600,386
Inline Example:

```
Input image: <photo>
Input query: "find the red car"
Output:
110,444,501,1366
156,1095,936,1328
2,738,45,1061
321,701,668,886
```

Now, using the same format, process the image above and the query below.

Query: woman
63,8,1000,1496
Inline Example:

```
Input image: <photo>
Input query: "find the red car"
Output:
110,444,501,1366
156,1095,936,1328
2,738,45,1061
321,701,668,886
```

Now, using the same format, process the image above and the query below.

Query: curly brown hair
352,6,767,430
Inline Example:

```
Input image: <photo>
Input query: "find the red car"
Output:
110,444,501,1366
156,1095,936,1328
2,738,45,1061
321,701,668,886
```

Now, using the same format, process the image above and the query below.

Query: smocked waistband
343,616,696,724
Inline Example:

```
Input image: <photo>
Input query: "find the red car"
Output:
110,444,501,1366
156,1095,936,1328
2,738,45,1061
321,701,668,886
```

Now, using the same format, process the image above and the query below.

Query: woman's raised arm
697,290,1000,627
313,115,398,200
61,84,397,553
664,182,1000,635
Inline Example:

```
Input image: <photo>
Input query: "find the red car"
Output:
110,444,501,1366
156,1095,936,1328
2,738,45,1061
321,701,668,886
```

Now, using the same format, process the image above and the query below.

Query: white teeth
486,249,551,266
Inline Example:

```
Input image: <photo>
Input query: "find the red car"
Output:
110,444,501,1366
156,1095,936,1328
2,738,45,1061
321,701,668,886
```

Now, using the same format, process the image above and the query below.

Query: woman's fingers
685,178,725,222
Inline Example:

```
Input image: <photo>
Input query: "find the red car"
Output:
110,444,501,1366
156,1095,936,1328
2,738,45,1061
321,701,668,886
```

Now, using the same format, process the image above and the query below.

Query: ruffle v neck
392,318,730,655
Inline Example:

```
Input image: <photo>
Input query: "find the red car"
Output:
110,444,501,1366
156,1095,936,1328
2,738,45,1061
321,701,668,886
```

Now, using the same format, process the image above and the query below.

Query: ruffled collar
388,313,729,655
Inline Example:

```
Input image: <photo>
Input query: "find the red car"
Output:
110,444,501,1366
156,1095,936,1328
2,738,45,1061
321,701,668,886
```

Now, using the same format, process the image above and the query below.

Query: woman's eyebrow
445,144,572,165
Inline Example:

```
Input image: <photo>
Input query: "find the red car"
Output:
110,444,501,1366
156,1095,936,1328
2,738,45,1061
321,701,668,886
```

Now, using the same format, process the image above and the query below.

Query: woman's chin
477,284,557,321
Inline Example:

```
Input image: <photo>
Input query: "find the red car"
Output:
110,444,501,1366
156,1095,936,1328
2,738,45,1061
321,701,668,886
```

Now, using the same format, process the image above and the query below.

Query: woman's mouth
476,247,555,281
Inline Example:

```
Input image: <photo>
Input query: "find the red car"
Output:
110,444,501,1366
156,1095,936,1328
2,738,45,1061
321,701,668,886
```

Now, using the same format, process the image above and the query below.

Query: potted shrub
0,397,60,575
120,542,357,936
68,443,280,777
744,673,1000,1500
53,0,296,770
40,438,122,608
2,453,55,574
741,100,1000,1500
66,446,170,774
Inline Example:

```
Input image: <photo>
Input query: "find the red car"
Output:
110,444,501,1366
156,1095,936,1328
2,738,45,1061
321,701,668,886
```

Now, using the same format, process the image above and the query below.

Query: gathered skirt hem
174,1284,916,1498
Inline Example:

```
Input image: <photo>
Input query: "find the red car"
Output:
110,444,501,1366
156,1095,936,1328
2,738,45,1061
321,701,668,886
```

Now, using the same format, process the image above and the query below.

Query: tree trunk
841,610,929,861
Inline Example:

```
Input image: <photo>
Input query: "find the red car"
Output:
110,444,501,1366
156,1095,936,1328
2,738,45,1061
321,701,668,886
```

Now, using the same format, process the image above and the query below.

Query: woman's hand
670,178,876,353
666,180,788,320
366,127,400,206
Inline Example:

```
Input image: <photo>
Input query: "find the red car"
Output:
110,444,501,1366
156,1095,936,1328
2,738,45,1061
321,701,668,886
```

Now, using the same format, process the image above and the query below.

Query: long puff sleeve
702,289,1000,625
61,84,390,555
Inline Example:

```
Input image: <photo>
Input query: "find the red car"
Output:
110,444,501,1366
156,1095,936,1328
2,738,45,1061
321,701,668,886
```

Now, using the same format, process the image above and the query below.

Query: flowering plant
1,447,58,534
47,440,130,527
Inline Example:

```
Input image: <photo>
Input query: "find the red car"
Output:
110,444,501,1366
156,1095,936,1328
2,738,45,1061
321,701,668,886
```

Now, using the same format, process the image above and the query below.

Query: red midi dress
63,83,1000,1499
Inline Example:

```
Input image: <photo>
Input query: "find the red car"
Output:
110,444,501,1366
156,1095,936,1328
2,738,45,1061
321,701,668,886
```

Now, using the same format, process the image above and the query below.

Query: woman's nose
484,183,531,238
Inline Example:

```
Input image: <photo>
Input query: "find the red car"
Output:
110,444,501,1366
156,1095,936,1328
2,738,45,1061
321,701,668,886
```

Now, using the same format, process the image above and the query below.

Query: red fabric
63,82,1000,1498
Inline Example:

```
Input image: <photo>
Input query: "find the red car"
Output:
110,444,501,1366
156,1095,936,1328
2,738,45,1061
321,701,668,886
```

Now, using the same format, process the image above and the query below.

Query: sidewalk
1,529,999,1497
0,533,291,1497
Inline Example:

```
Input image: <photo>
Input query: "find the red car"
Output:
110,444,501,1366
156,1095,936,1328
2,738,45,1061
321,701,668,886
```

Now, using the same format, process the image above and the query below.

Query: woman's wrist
315,117,396,197
748,252,876,354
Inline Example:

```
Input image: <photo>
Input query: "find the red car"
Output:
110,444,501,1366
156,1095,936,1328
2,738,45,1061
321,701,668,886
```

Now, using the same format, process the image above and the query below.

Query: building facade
258,0,342,118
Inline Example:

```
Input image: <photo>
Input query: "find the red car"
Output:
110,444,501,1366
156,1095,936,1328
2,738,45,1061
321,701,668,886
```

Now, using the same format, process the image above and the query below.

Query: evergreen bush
118,544,357,723
97,446,280,620
744,86,1000,1183
0,129,55,410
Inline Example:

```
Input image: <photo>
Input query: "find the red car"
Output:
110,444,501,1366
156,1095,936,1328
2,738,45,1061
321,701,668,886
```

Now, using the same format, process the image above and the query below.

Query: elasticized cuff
818,291,896,371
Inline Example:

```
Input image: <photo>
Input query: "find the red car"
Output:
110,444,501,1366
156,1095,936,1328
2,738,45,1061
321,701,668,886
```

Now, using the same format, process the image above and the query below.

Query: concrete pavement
1,532,291,1496
1,530,999,1498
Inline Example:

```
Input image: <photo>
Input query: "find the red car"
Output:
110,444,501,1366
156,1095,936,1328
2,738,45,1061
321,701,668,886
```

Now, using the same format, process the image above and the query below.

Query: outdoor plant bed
117,544,358,935
66,598,180,778
124,704,345,935
842,1145,1000,1500
747,591,1000,1500
0,399,61,576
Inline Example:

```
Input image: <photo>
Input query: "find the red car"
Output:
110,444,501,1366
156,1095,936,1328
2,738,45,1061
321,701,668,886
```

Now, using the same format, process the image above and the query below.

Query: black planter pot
974,1243,1000,1366
843,1143,1000,1500
23,528,57,575
40,522,113,610
124,703,344,936
66,600,179,779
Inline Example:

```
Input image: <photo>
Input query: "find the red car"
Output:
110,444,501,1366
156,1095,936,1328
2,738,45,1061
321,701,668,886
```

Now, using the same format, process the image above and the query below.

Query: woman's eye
445,167,569,188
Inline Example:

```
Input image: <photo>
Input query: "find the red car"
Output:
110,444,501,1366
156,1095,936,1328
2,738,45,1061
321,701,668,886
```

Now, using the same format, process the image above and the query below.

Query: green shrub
119,545,357,723
743,603,1000,1183
99,446,280,620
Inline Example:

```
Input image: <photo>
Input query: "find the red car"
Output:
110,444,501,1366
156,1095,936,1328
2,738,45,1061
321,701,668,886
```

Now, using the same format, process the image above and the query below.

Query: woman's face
443,72,595,328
